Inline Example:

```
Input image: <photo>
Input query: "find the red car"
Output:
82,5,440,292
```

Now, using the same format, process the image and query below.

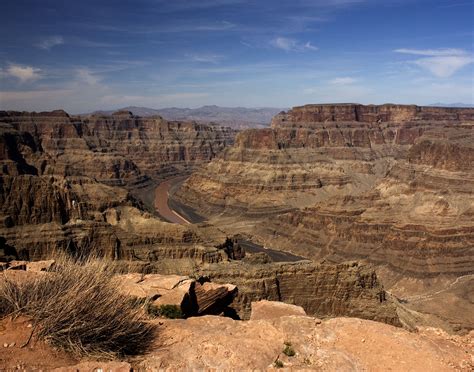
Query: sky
0,0,473,113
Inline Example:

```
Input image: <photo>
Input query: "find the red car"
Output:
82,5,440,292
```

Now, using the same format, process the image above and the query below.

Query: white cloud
412,56,473,78
329,77,357,85
394,48,467,56
76,68,100,85
36,36,64,50
5,64,42,83
304,42,319,51
271,37,318,52
394,48,473,78
186,53,224,64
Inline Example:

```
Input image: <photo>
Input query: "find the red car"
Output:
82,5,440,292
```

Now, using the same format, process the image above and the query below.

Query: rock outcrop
173,103,474,332
175,104,474,273
0,110,235,261
184,260,399,324
2,302,472,371
142,314,473,371
115,273,237,317
176,104,473,215
250,300,307,320
0,110,234,185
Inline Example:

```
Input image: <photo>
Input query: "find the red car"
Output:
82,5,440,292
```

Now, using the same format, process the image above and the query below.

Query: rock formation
193,260,400,324
1,295,472,371
142,311,473,371
174,103,474,332
0,110,234,260
0,109,234,185
1,105,472,336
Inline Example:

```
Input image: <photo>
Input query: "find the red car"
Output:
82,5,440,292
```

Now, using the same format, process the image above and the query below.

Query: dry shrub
0,255,155,359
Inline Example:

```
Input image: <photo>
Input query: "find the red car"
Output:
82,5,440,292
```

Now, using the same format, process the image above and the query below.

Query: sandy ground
0,316,77,370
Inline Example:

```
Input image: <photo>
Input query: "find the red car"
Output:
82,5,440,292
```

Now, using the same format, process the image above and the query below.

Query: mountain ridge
83,105,285,129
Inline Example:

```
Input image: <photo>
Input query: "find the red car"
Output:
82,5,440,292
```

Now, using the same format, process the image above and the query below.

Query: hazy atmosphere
1,0,473,113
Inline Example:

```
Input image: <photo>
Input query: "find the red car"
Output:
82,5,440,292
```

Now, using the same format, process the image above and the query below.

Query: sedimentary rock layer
175,104,474,278
0,109,235,185
177,104,473,211
0,110,236,260
151,259,400,324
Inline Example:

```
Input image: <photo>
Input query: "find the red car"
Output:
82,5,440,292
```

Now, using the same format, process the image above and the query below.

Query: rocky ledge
1,266,471,371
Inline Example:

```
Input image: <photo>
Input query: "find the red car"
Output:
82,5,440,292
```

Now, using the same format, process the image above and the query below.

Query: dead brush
0,254,155,359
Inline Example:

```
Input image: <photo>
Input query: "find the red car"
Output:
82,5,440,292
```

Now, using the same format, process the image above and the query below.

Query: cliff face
0,110,235,185
257,129,474,277
0,110,235,260
1,105,472,333
195,260,399,324
272,103,474,125
175,104,474,277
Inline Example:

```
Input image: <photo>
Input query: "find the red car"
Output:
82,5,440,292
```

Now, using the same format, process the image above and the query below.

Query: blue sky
0,0,473,113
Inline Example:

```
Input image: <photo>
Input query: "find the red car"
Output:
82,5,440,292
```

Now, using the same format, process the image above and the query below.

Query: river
154,176,306,263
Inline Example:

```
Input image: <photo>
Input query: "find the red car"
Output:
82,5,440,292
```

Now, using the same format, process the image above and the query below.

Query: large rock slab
250,300,306,320
140,314,474,371
115,273,193,306
115,273,239,317
193,281,237,315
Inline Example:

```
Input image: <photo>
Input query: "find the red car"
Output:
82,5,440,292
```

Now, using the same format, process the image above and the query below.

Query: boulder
250,300,307,320
116,273,193,309
115,273,240,317
192,281,238,315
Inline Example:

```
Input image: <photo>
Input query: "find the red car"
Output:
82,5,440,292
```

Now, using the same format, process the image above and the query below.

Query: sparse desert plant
283,341,296,357
274,359,284,368
146,303,184,319
0,254,155,359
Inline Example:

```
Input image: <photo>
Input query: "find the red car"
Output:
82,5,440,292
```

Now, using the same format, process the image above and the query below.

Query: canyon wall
175,104,474,277
0,110,234,260
196,260,400,324
0,110,235,185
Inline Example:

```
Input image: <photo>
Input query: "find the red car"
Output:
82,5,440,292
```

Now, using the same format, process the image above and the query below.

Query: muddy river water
153,177,306,263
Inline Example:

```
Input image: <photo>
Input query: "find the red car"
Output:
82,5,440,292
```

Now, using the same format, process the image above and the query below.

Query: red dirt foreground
1,279,472,371
0,316,77,370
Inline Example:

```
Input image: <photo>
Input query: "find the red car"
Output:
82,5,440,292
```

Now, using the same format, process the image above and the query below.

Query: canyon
0,104,473,369
174,104,474,333
0,108,401,326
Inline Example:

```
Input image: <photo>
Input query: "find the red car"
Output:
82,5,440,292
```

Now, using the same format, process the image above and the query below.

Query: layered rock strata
175,105,474,274
173,103,474,332
200,260,399,323
0,110,235,260
0,109,234,185
176,104,473,215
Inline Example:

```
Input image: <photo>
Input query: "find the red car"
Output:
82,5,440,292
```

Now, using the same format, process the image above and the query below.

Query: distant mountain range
85,105,285,129
84,103,473,128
